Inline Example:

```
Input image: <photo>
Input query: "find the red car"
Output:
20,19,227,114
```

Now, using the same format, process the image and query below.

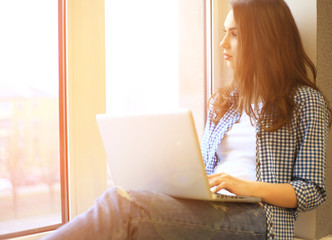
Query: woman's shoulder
292,85,331,124
293,85,326,107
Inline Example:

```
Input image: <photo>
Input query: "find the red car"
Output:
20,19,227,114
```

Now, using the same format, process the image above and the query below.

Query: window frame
66,0,107,218
58,0,70,226
205,0,212,103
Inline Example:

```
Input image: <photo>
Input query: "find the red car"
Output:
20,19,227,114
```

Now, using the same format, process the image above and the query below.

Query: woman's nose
220,35,229,49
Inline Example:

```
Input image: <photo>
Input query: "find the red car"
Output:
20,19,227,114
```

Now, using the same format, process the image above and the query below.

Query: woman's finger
208,178,220,188
207,173,219,179
213,182,228,193
207,172,228,179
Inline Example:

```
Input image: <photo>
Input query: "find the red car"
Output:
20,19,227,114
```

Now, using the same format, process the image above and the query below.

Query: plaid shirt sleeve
258,87,329,239
289,87,329,212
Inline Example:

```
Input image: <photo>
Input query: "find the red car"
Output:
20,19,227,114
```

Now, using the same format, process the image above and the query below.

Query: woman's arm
208,173,298,208
208,88,329,210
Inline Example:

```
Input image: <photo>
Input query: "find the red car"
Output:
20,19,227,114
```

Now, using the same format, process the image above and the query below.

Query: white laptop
96,109,261,203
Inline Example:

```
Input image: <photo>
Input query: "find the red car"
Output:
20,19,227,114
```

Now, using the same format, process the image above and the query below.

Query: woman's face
220,10,238,69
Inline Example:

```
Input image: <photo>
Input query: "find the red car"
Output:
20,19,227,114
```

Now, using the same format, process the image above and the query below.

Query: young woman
43,0,330,239
203,0,330,238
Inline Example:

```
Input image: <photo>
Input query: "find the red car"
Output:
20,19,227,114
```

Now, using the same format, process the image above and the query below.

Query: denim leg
42,187,266,240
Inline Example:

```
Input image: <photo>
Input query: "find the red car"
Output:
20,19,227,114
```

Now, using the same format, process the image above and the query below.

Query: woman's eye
223,29,237,38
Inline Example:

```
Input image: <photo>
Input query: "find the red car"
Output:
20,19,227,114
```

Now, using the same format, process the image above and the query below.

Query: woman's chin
226,61,234,70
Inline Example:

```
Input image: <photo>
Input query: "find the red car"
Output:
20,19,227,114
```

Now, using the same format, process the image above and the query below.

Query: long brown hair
211,0,331,131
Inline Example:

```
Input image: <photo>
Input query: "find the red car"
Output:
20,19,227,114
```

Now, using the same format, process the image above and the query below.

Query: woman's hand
208,173,298,208
207,172,254,196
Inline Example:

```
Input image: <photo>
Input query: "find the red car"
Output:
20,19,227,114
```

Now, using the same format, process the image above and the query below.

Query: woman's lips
224,53,232,60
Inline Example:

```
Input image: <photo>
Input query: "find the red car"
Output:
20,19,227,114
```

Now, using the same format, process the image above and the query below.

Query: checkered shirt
201,86,329,240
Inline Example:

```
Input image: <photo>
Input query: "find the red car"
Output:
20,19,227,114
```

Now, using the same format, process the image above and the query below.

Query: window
105,0,179,114
0,0,68,238
105,0,206,133
105,0,207,185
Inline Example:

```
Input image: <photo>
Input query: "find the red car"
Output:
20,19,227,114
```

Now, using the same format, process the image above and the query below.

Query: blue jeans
43,187,266,240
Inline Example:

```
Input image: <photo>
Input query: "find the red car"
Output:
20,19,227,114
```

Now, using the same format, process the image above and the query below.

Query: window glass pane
105,0,179,114
0,0,61,236
105,0,205,186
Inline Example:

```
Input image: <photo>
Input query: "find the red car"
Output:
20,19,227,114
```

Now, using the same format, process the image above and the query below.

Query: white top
213,109,257,182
